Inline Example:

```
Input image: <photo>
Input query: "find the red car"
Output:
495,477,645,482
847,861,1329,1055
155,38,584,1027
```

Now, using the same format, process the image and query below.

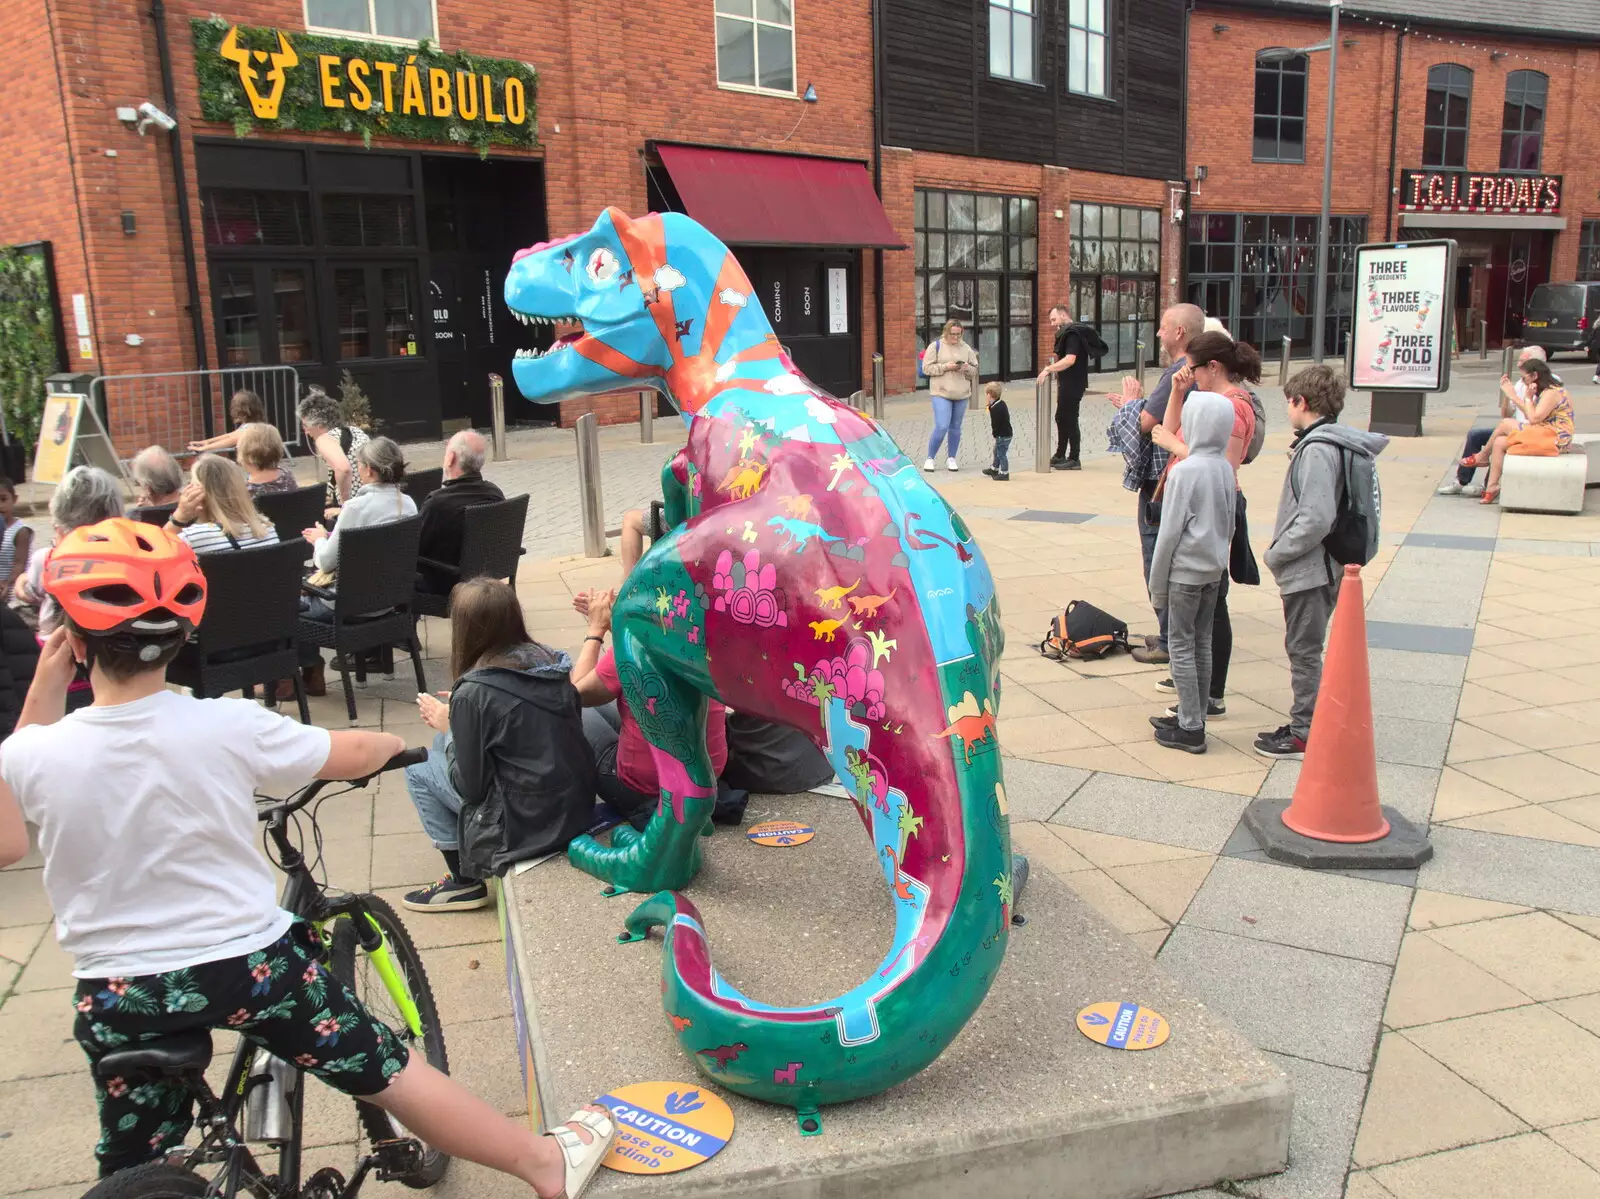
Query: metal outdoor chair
129,502,177,527
403,467,444,507
254,484,325,544
413,494,530,618
299,515,427,725
168,539,311,723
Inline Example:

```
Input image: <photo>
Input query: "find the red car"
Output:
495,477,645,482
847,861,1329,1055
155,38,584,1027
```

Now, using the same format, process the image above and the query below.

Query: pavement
8,354,1600,1196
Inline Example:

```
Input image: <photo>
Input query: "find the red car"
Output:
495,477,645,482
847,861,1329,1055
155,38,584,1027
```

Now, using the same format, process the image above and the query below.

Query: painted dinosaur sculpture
505,208,1009,1119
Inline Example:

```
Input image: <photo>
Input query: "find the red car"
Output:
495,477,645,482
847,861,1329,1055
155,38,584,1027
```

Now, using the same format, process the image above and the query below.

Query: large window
1069,203,1161,370
304,0,432,41
1186,212,1367,359
914,189,1038,379
1067,0,1108,98
715,0,795,95
1253,53,1307,163
1500,70,1548,172
989,0,1036,82
1581,222,1600,283
1423,64,1472,169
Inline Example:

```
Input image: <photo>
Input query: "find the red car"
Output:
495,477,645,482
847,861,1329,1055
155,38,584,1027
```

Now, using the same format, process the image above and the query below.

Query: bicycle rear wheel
79,1164,210,1198
330,892,451,1187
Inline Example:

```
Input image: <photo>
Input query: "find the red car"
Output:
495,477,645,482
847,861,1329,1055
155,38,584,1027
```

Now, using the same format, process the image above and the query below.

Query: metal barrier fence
90,366,302,458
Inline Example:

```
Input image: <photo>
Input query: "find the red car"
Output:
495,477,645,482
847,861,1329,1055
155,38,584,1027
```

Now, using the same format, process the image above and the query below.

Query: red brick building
1187,0,1600,357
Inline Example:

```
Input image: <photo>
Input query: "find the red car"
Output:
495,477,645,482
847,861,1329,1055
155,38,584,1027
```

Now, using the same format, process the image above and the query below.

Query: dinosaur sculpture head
505,208,780,416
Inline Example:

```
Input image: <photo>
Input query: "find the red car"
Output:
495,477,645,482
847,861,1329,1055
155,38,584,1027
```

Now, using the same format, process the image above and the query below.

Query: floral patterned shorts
72,922,409,1178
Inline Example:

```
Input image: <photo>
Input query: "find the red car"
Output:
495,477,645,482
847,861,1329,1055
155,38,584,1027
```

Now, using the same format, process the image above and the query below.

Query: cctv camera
135,102,177,134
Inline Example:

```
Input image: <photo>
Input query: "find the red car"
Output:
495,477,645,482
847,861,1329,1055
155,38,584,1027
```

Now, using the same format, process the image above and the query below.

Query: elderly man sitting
129,446,184,511
416,430,505,595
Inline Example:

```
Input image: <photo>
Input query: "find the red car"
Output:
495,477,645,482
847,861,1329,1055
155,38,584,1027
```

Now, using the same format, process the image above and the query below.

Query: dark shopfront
197,139,549,443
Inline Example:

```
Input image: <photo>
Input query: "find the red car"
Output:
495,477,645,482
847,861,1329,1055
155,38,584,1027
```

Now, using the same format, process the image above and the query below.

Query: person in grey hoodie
1256,366,1389,760
1148,390,1237,753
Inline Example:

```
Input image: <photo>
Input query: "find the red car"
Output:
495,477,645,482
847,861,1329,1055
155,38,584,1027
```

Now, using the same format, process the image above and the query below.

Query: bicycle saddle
94,1029,213,1080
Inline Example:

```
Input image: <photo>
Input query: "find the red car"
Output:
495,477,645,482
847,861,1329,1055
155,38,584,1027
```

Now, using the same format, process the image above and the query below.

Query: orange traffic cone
1242,564,1433,869
1281,565,1388,842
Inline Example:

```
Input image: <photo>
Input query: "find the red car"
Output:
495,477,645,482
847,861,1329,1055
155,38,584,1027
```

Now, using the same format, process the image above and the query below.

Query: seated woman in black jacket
402,578,596,912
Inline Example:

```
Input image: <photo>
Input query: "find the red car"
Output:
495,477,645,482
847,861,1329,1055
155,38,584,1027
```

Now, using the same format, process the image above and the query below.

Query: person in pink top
1146,329,1263,720
569,586,729,829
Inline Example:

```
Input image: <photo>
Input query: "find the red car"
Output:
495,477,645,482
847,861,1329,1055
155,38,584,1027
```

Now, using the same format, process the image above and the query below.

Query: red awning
655,144,904,250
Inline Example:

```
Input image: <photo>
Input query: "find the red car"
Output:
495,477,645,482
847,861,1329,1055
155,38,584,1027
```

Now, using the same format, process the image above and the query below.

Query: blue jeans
992,436,1012,473
405,731,461,850
1458,426,1493,485
927,397,968,459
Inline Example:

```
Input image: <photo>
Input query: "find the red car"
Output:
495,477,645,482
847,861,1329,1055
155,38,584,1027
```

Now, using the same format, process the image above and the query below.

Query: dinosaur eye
586,247,619,285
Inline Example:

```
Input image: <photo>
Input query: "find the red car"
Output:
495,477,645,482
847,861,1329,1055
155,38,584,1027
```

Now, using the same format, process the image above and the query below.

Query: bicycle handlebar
261,745,431,821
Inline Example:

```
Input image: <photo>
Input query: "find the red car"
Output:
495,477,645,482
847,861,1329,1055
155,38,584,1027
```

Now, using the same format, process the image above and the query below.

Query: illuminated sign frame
1399,170,1561,215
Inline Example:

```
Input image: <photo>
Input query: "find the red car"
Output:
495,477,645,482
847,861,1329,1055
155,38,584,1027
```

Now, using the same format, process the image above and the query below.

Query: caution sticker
599,1081,734,1174
747,820,816,847
1075,1001,1170,1050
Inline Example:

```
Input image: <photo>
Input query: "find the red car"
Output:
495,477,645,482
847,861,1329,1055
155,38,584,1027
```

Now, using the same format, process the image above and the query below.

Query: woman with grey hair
13,466,125,636
296,386,368,512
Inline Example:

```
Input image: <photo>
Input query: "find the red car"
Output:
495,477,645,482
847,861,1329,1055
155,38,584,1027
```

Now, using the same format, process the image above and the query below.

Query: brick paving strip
7,363,1600,1196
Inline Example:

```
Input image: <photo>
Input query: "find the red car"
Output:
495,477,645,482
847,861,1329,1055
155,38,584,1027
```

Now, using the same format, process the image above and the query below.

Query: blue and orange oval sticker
747,820,815,847
599,1081,734,1174
1076,1001,1170,1050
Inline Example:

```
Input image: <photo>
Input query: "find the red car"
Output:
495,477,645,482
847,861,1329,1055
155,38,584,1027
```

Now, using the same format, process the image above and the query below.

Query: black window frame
988,0,1038,84
1500,69,1548,173
1423,63,1473,170
1253,51,1308,164
1580,221,1600,283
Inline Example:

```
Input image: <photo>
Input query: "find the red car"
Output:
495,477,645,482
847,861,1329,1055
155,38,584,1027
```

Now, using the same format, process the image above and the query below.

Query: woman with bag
921,320,980,472
1466,358,1575,505
1147,329,1262,718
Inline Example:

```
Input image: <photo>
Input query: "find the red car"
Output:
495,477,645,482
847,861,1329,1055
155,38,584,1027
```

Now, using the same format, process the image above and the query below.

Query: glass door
211,260,319,367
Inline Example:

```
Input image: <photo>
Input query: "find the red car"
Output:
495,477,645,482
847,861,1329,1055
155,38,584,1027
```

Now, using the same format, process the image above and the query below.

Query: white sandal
545,1106,617,1199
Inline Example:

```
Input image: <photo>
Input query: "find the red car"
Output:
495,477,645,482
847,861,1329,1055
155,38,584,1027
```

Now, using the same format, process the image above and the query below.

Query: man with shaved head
1106,302,1205,664
415,429,506,595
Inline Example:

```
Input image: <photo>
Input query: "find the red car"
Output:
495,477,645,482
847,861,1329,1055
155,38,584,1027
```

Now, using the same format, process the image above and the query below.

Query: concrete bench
1501,449,1588,515
1571,433,1600,486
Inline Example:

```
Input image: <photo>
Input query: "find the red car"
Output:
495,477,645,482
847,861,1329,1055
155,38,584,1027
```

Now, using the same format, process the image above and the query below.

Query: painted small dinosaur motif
809,618,845,642
882,847,916,901
865,628,897,668
777,493,815,521
848,588,899,621
720,459,768,500
935,693,998,766
906,514,974,563
773,1062,803,1085
670,1014,694,1032
814,578,860,610
698,1042,749,1072
768,516,842,553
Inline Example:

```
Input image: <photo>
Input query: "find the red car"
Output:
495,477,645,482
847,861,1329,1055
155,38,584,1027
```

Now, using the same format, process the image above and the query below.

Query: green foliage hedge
0,246,61,454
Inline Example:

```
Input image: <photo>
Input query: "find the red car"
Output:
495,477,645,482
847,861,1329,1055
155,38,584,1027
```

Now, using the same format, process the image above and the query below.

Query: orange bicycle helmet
45,518,206,645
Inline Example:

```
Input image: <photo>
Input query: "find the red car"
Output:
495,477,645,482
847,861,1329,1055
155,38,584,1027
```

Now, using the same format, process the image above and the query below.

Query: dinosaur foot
796,1108,823,1137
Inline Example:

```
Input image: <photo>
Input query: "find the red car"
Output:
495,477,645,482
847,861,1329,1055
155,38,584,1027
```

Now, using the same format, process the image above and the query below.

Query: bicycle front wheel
79,1164,211,1198
330,892,451,1187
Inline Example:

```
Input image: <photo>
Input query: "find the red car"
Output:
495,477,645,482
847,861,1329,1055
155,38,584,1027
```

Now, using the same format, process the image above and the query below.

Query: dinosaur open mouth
511,317,584,362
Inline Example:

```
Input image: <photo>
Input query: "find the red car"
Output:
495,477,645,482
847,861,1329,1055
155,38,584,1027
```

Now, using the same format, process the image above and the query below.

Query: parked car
1522,281,1600,361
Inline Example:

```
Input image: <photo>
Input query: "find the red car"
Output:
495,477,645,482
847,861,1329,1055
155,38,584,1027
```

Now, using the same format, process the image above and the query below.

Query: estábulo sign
1399,169,1561,215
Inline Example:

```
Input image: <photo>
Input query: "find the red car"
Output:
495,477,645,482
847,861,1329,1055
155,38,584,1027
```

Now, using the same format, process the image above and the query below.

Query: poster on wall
1348,240,1456,393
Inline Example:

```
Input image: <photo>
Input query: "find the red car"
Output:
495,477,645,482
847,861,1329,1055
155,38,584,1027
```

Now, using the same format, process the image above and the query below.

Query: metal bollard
638,391,653,444
1278,335,1292,387
574,413,607,558
1501,342,1519,376
488,374,508,462
1034,362,1055,474
871,353,885,420
1480,322,1489,361
848,389,866,410
1135,341,1147,392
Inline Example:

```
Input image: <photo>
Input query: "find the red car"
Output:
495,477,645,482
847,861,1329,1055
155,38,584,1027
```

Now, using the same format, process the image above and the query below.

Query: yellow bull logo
219,26,299,120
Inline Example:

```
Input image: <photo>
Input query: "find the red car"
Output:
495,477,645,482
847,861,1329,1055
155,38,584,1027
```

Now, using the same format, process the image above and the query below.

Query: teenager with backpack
1256,366,1387,760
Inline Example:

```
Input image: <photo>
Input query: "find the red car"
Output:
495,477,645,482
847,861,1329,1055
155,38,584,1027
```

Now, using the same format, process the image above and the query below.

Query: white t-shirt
2,691,332,978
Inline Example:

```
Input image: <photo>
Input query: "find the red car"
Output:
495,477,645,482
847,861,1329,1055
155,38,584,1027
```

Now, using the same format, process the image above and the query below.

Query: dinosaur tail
629,704,1010,1109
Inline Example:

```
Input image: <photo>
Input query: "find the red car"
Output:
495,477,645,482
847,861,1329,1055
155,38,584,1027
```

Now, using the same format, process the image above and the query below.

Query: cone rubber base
1243,798,1434,869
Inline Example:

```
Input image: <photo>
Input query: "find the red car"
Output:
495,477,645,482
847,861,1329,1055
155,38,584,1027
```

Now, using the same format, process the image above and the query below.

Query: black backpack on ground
1040,601,1130,661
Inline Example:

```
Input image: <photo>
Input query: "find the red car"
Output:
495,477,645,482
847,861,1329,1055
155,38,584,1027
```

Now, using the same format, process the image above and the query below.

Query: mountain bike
81,746,450,1199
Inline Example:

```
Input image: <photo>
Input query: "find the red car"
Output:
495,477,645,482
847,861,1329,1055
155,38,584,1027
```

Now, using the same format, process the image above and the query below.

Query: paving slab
1365,648,1468,688
1364,622,1475,656
1419,827,1600,917
994,755,1091,823
1051,774,1252,854
1371,715,1452,770
504,794,1291,1198
1158,925,1390,1072
1255,761,1439,828
1249,1052,1370,1199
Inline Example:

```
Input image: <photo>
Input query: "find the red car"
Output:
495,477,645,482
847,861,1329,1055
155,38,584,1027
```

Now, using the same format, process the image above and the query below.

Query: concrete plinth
1243,797,1435,869
502,794,1292,1198
1369,390,1426,437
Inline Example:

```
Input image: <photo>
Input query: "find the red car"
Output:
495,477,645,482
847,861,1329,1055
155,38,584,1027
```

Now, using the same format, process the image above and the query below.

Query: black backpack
1292,435,1382,568
1040,601,1130,661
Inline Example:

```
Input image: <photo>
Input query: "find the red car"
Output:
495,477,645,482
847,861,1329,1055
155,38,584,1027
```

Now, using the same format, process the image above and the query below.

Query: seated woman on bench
1467,357,1575,506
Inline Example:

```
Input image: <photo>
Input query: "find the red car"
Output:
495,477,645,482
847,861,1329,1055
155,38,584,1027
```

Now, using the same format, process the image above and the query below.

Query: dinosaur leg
569,527,722,895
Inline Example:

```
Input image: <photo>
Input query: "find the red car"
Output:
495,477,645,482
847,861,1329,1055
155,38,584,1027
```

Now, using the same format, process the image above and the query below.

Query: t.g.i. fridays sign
1350,241,1455,393
192,18,537,151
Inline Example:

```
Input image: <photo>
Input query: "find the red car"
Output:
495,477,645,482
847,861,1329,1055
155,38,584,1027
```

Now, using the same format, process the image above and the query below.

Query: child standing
981,382,1013,481
1256,366,1387,760
1146,391,1237,753
0,479,33,602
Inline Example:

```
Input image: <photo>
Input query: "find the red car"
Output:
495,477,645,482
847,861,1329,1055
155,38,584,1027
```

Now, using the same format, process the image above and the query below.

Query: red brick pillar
1038,166,1072,368
878,146,917,394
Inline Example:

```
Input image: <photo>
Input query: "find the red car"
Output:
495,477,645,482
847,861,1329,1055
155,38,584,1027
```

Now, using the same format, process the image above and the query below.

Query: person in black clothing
981,381,1013,481
1038,305,1091,469
416,430,506,595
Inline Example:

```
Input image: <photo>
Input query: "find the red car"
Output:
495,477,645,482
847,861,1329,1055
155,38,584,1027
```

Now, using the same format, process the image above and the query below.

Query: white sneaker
947,458,959,471
1462,482,1485,497
1436,480,1463,495
923,457,936,472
